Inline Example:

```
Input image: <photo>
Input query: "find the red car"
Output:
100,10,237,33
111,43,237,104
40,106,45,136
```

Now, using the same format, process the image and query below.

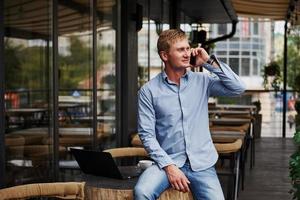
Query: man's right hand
163,164,191,193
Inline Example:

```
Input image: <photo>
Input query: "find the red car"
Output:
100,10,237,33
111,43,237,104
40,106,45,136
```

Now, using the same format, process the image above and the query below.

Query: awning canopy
232,0,300,27
232,0,290,20
4,0,116,39
4,0,300,40
5,0,240,40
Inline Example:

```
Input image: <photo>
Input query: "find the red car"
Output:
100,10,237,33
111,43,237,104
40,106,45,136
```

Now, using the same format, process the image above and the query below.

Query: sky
274,21,285,34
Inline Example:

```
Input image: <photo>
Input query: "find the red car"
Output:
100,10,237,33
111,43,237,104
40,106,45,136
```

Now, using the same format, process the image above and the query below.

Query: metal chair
215,139,243,200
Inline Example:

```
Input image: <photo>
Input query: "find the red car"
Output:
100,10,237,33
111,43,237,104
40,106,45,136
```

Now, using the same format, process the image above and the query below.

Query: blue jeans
134,161,224,200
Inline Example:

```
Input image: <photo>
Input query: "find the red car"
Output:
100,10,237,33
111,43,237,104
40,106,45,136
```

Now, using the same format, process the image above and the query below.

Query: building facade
211,18,273,90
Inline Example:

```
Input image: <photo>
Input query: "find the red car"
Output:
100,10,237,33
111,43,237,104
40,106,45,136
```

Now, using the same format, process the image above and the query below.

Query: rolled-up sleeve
138,87,175,169
202,61,246,97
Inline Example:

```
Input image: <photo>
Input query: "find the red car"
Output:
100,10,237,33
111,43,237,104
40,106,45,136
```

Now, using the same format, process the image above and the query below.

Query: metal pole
282,21,288,138
0,0,5,188
92,0,98,149
169,0,179,29
52,0,59,180
147,0,150,81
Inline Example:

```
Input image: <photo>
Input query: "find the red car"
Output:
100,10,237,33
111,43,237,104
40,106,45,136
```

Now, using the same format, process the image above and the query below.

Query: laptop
70,148,141,179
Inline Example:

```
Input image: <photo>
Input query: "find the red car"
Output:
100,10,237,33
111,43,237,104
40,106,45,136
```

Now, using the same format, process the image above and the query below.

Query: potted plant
290,75,300,199
252,100,262,138
290,131,300,199
263,61,282,90
294,75,300,92
294,100,300,131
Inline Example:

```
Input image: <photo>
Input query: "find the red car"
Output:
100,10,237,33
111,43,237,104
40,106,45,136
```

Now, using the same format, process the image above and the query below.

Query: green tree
276,29,300,90
4,39,23,89
4,35,115,93
59,36,115,90
5,39,48,91
59,36,91,89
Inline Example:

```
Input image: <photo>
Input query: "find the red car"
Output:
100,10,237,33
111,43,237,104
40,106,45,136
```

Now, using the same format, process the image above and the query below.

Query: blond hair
157,29,187,53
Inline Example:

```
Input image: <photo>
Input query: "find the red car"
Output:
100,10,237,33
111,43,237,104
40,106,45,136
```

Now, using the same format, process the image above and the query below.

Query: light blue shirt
138,61,246,171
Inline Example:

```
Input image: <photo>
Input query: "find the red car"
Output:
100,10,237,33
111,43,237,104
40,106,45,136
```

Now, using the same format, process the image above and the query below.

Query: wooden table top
215,104,256,111
209,110,251,115
211,130,245,143
9,127,94,136
210,118,251,126
6,108,47,114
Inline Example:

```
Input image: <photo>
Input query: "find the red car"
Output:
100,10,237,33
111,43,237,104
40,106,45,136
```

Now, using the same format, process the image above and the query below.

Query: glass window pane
253,59,258,75
241,58,250,76
138,0,170,87
216,51,227,56
218,24,227,35
229,37,239,42
216,43,227,49
96,0,117,150
241,43,250,49
138,0,149,88
138,19,150,88
253,38,260,43
253,22,259,35
229,51,239,55
218,57,227,63
229,58,239,75
57,0,94,179
241,37,250,42
252,44,259,49
229,43,240,49
149,20,162,79
4,0,53,185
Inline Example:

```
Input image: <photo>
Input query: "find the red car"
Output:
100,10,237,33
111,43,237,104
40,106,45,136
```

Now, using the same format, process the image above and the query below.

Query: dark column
117,0,138,147
282,21,288,138
52,0,59,180
0,0,5,188
169,0,180,29
92,0,98,149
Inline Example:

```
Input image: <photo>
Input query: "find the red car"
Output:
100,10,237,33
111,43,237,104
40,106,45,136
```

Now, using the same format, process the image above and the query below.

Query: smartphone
190,54,196,66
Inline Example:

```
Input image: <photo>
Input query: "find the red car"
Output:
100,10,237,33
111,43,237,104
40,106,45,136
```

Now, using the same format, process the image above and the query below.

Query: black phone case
190,55,196,65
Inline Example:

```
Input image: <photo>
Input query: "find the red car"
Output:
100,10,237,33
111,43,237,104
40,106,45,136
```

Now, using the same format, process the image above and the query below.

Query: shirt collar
162,69,190,84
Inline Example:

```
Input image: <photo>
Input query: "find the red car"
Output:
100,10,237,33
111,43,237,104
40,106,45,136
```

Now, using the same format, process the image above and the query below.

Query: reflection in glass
57,0,93,180
138,20,150,88
4,0,53,186
137,0,170,88
96,0,117,150
149,20,162,79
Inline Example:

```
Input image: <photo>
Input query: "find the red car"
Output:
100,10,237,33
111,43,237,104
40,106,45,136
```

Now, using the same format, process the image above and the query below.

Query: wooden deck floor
237,138,295,200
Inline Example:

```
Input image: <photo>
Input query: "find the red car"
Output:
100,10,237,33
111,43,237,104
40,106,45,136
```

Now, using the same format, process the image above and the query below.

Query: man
134,29,245,200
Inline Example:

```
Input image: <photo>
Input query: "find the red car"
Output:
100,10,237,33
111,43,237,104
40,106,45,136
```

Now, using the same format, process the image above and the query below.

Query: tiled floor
237,138,295,200
261,111,296,138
